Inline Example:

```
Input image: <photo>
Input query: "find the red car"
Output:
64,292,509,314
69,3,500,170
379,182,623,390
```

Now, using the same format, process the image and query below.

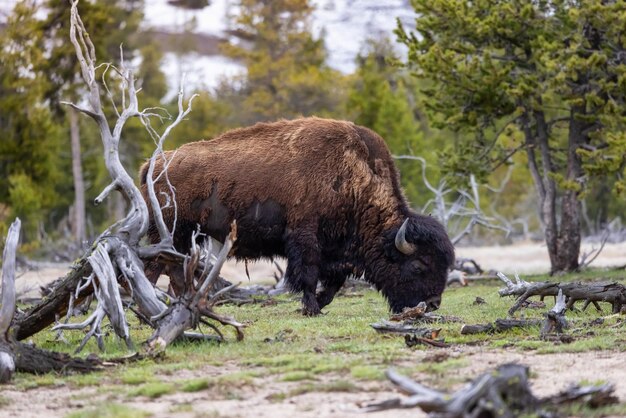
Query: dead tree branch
460,318,543,335
15,0,241,355
541,289,569,339
365,363,617,416
394,155,511,245
498,272,626,315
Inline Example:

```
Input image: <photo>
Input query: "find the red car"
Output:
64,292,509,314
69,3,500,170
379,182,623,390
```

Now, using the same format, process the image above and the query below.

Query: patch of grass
269,379,359,401
0,395,11,408
120,368,154,385
181,378,212,392
281,371,314,382
65,373,103,388
556,402,626,418
129,382,174,399
217,370,261,386
536,335,618,354
350,365,384,381
65,403,151,418
16,374,62,390
169,403,194,413
415,358,470,375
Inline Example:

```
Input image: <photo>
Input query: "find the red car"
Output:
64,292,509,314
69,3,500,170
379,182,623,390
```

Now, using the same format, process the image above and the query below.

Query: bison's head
381,215,455,313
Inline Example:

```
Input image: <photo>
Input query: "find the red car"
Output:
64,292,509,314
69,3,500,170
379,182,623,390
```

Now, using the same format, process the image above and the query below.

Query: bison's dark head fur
379,214,454,313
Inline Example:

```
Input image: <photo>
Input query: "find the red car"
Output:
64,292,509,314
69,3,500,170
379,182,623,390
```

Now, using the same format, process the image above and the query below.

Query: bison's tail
139,161,150,186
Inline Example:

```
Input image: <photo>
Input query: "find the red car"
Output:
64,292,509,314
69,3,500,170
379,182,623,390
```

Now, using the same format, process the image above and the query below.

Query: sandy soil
456,241,626,274
2,347,625,418
5,242,626,417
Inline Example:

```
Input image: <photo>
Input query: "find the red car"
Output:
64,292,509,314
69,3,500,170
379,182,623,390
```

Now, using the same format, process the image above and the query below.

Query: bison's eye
410,260,427,273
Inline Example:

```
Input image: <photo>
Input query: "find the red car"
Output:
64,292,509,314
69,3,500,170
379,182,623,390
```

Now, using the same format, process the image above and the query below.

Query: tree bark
69,107,86,244
14,256,92,341
522,108,581,274
553,104,587,272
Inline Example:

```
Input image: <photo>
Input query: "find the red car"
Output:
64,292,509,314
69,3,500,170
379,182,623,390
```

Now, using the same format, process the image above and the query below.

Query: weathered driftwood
540,289,568,339
371,320,440,337
14,256,92,340
365,363,617,416
144,227,244,354
1,220,104,383
0,219,20,382
454,257,483,274
460,319,543,335
498,272,626,315
14,0,243,356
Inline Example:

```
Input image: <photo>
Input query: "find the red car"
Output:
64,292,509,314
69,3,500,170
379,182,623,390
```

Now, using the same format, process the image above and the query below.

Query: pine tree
221,0,344,123
398,0,626,272
346,39,434,207
0,2,64,242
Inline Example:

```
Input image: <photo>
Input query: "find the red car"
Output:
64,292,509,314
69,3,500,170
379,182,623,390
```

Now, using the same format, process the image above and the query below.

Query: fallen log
461,318,543,335
497,272,626,315
364,363,617,416
14,256,92,341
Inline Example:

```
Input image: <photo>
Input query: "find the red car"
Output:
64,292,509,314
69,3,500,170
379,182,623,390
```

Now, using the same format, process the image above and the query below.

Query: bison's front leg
316,266,349,310
285,227,322,316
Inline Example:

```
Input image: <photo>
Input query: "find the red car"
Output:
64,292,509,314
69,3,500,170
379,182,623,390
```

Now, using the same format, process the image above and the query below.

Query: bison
140,117,454,315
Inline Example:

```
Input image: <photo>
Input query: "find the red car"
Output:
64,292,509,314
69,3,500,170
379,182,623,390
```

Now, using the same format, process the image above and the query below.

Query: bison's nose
426,296,441,311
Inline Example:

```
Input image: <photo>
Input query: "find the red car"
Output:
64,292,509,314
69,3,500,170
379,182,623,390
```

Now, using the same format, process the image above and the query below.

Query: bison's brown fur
141,117,454,315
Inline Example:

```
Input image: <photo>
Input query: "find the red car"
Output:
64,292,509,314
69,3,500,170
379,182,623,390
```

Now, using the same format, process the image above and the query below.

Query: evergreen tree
0,2,63,242
398,0,626,272
221,0,344,123
346,39,435,207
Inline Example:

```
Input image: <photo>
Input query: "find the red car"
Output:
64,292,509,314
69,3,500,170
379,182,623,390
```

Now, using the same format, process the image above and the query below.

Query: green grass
10,266,626,417
129,382,174,399
65,403,151,418
180,378,212,392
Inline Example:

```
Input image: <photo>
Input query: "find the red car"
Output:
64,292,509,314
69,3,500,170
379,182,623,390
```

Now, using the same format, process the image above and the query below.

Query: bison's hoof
301,306,322,316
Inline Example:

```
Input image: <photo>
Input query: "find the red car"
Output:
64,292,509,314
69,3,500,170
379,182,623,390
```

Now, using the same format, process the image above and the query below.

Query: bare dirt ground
2,348,625,418
5,241,626,417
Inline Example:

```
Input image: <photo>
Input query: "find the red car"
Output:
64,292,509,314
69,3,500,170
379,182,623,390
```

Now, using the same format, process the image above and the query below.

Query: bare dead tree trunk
0,219,19,382
1,219,102,383
12,1,244,359
69,107,86,244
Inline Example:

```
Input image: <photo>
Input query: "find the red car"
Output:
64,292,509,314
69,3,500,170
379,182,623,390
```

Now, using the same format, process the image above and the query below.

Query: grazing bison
140,117,454,315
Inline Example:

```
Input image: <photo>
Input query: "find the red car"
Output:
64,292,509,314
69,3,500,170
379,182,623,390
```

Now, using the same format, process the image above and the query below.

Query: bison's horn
395,218,416,255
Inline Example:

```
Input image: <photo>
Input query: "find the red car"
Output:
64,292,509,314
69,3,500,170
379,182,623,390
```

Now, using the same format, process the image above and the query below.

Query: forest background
0,0,624,271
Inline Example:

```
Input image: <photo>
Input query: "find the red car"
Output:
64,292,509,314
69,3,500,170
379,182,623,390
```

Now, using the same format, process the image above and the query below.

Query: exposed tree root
364,363,618,416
